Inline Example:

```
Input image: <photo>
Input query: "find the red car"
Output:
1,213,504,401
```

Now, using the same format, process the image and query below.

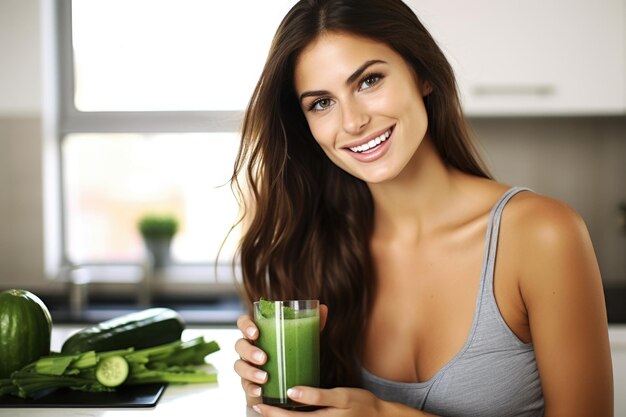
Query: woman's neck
368,135,462,242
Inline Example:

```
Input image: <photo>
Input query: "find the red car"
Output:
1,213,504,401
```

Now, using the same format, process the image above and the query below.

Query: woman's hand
234,305,328,406
251,386,389,416
234,314,268,405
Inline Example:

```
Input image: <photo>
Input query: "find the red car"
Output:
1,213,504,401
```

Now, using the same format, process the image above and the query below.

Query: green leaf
138,214,179,238
258,298,296,319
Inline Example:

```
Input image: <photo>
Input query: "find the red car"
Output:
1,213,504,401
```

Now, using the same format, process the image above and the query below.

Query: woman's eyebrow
299,59,387,103
345,59,386,86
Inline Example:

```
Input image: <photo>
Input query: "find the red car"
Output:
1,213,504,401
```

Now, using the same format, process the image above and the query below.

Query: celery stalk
0,337,220,399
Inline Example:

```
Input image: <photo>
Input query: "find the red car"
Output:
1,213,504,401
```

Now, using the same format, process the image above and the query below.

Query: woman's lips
344,127,394,163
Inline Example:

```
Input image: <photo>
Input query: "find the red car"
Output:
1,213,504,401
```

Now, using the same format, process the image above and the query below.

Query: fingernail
254,370,267,382
287,387,302,399
252,404,262,415
247,326,257,338
252,350,265,363
251,386,262,397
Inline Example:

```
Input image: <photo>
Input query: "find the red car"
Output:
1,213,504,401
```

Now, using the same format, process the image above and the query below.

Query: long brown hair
231,0,491,388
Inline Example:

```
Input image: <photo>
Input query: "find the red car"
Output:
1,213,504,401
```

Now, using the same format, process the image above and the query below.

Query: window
62,132,240,264
56,0,297,285
70,0,291,112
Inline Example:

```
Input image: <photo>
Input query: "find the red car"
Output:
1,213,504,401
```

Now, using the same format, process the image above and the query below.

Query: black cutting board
0,383,166,408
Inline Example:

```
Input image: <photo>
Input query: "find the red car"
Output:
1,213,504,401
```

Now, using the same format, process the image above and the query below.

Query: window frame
53,0,244,291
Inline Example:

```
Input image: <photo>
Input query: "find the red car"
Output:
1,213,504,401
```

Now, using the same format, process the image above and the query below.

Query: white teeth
349,129,391,153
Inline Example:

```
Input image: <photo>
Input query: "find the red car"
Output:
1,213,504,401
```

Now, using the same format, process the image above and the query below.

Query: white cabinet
406,0,626,116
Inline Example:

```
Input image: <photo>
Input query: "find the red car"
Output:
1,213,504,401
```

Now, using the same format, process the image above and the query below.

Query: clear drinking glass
253,300,320,409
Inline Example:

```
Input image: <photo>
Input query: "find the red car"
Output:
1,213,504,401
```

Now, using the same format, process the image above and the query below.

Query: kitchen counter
0,325,257,417
2,325,626,416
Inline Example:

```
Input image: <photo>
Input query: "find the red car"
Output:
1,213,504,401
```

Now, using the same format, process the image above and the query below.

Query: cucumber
96,356,129,387
61,307,185,354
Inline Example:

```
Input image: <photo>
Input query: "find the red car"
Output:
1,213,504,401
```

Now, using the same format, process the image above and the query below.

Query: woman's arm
517,196,613,417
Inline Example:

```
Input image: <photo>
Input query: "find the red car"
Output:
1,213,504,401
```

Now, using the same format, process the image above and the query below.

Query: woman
231,0,613,416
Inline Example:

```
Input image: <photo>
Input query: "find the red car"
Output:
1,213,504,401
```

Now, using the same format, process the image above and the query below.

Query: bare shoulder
503,190,590,252
501,190,602,303
459,178,592,258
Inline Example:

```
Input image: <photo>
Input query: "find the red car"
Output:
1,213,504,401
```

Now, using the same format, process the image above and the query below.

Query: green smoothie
254,300,320,408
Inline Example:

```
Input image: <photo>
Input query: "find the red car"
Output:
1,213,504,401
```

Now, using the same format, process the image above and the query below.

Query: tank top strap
480,186,532,292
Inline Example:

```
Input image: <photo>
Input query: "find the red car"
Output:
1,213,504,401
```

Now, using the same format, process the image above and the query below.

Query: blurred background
0,0,625,325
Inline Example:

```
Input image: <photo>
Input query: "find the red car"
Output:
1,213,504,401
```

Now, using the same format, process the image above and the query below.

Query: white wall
0,0,47,293
0,0,42,116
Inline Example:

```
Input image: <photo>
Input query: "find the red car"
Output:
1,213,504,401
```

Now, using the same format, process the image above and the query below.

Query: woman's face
294,32,431,184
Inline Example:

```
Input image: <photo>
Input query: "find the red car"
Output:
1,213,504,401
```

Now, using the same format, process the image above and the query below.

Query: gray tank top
362,187,544,417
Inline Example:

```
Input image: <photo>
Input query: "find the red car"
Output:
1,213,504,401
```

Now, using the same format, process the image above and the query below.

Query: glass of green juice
253,299,320,409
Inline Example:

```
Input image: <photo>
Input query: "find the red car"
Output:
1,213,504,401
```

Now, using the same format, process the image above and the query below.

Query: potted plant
138,214,179,269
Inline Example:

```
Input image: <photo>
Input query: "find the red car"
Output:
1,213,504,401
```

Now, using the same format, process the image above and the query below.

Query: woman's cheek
309,118,336,150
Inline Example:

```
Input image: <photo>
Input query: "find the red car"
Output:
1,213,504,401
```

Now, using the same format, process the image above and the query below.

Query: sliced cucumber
96,355,129,387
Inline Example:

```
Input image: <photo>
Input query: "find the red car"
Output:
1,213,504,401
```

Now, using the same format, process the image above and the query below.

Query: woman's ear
422,81,433,96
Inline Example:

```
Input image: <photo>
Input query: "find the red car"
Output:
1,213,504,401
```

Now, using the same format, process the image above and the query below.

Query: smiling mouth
348,128,393,153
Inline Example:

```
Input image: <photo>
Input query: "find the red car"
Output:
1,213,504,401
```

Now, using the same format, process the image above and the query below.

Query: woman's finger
241,378,263,398
235,338,267,365
252,403,305,417
233,358,268,385
287,386,349,408
237,315,259,340
319,304,328,331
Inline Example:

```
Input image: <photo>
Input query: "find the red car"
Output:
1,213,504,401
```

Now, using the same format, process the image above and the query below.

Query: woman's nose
341,99,369,135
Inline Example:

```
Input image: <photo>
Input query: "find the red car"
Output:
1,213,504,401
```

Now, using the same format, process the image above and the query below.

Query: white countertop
609,324,626,348
0,326,258,417
3,325,626,417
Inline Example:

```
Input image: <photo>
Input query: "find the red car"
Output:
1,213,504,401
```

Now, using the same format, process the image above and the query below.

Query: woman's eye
359,74,382,91
311,98,333,111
